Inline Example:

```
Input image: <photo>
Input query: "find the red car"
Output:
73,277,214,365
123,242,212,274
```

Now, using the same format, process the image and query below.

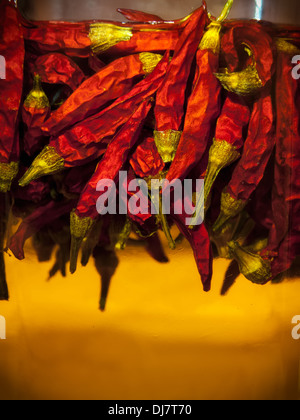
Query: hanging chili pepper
203,93,250,206
32,228,56,263
69,99,152,273
258,43,300,281
19,52,170,186
153,4,208,163
22,20,92,58
8,198,77,260
0,0,24,192
0,193,11,300
22,74,51,156
42,52,163,137
32,53,86,92
213,88,275,232
165,0,234,186
47,220,71,280
23,9,198,58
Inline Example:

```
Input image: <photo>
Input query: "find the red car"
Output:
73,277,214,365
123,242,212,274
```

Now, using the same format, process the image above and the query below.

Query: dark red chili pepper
0,0,25,191
0,192,11,300
8,198,77,260
203,93,250,205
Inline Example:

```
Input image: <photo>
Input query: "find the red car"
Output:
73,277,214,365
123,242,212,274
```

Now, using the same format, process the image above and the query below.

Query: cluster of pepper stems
0,0,300,310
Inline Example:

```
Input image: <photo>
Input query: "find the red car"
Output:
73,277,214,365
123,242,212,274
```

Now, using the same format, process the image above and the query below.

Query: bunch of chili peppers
1,0,300,310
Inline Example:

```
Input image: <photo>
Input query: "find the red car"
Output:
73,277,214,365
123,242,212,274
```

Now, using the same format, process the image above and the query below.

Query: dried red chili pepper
213,88,275,232
0,193,11,300
117,9,163,22
8,198,77,260
19,52,170,186
42,52,163,137
23,10,197,58
165,1,234,185
172,209,213,292
93,246,119,312
153,4,208,163
216,21,276,96
203,93,250,205
32,53,86,91
69,99,152,273
0,0,25,192
32,228,56,263
22,74,51,156
258,43,300,281
22,20,92,58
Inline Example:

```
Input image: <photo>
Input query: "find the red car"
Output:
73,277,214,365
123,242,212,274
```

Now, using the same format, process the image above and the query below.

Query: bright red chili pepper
42,52,163,137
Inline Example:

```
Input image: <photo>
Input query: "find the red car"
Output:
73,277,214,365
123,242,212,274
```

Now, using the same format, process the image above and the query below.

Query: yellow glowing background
0,232,300,400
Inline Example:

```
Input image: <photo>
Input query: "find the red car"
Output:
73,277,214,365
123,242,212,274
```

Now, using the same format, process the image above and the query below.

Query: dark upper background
19,0,300,26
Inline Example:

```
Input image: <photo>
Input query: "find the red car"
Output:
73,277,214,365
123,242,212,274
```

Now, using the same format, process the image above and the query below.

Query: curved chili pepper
42,52,163,137
213,87,275,232
93,246,119,312
153,4,208,163
32,53,86,91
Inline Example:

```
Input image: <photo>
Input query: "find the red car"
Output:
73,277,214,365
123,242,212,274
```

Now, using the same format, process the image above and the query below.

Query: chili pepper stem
19,146,65,187
70,236,83,274
227,241,272,285
115,218,132,251
158,192,176,250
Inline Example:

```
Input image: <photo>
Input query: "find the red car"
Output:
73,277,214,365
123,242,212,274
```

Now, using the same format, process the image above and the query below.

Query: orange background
0,230,300,400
